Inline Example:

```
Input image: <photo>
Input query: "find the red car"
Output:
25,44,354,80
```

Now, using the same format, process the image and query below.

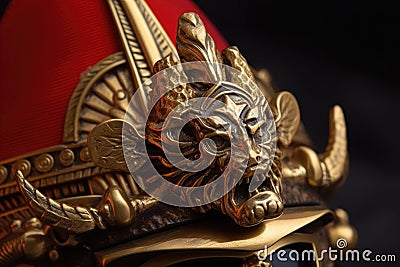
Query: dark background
193,0,399,266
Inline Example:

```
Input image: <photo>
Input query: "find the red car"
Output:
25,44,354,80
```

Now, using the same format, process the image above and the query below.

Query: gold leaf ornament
88,119,141,172
271,91,301,147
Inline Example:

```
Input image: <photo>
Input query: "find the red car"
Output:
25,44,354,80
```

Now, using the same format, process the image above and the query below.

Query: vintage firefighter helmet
0,1,356,266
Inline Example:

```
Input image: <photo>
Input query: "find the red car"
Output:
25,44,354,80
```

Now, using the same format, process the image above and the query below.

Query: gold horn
16,170,98,234
17,170,144,234
289,105,348,187
320,105,348,185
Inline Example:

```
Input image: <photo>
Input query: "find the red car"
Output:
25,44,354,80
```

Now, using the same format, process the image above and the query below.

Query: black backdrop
1,1,399,266
193,0,399,265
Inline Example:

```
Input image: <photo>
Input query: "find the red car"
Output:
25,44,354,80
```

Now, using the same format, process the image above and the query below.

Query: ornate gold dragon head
14,12,348,233
85,13,302,227
142,13,293,226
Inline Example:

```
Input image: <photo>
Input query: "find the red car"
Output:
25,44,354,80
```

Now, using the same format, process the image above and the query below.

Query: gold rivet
116,89,126,100
13,159,31,177
59,149,75,166
80,147,91,162
49,249,59,262
34,153,54,173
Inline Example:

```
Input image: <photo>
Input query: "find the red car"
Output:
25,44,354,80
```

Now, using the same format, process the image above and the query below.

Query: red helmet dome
0,0,227,160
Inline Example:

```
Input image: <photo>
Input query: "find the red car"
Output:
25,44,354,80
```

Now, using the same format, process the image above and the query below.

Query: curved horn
290,105,348,187
16,171,99,234
321,105,348,185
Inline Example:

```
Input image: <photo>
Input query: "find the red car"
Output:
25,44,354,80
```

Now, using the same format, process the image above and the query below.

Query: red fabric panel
0,0,228,160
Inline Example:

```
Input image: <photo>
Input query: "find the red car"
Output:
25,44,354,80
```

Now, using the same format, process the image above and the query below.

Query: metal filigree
15,12,349,237
16,13,311,232
63,53,131,143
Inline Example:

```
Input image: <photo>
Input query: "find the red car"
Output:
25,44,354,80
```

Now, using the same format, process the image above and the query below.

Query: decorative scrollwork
59,149,75,167
34,153,54,173
62,53,132,143
12,159,31,178
17,12,309,232
4,9,349,267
